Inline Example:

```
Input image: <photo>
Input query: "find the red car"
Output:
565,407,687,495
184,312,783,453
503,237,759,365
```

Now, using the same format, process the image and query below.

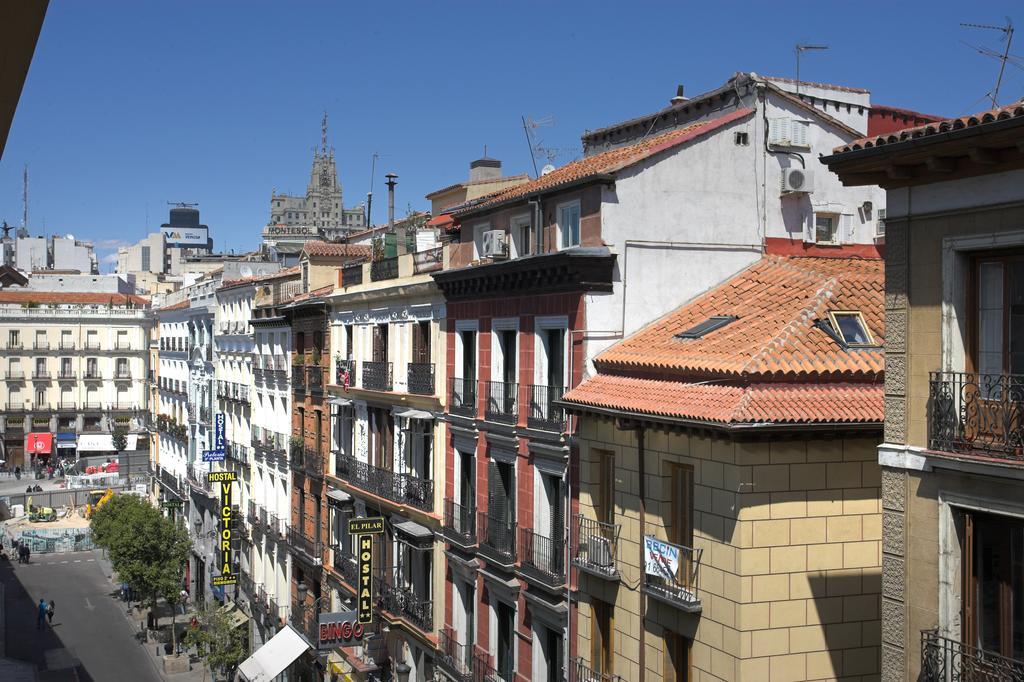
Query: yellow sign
348,517,385,535
207,471,237,483
213,574,237,586
357,534,373,624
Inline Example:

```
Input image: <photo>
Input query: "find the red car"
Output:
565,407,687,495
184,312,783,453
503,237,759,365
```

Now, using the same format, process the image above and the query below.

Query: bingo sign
317,610,365,650
210,470,238,587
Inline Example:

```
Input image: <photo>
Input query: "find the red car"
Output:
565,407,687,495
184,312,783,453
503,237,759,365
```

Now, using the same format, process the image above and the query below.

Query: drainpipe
636,424,646,681
529,197,543,254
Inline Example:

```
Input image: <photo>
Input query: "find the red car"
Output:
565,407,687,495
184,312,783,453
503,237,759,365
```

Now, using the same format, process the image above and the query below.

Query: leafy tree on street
111,428,128,454
184,603,248,680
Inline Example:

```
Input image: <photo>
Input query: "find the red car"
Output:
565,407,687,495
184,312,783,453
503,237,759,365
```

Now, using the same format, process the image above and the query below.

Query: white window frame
454,320,479,381
510,213,532,259
534,316,569,389
557,201,581,250
490,318,519,383
472,222,490,260
813,212,839,245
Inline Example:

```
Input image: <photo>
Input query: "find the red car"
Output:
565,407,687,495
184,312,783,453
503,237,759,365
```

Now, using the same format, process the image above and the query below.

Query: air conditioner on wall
482,230,508,259
586,535,613,568
781,167,814,194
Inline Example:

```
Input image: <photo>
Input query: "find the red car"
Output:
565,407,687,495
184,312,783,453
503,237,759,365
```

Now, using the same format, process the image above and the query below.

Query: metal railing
413,246,443,274
570,657,624,682
484,380,518,423
572,515,620,578
114,370,132,380
375,568,432,633
302,446,324,478
437,627,474,682
31,369,50,380
341,262,363,287
33,340,49,350
292,365,305,392
478,510,516,564
335,453,433,511
306,365,323,393
527,384,565,431
5,370,25,380
286,527,322,565
56,402,77,411
84,341,102,351
361,361,393,391
370,256,398,281
335,359,355,387
518,527,565,586
920,629,1024,681
84,371,103,381
407,362,435,395
331,545,358,585
57,370,76,380
929,371,1024,459
449,377,476,417
642,536,702,611
443,498,476,546
58,341,75,350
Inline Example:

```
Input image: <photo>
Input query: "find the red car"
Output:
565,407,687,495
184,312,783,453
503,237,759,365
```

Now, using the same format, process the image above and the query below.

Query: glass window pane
979,261,1005,376
834,314,870,345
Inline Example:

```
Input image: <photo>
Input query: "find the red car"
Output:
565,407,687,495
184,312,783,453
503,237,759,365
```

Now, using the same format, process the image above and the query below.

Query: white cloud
100,252,119,264
95,238,131,249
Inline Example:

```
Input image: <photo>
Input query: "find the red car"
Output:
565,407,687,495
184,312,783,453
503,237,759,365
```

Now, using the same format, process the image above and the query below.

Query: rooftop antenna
795,44,829,97
961,19,1016,107
22,164,28,231
366,152,379,227
522,115,556,177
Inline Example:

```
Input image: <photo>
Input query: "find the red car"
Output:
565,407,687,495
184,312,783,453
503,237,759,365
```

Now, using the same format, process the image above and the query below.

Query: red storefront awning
426,213,455,228
25,432,52,455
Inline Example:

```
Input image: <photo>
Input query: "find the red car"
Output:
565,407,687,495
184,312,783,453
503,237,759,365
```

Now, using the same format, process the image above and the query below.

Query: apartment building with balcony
826,102,1024,681
248,266,302,650
322,238,447,679
0,290,151,469
562,255,885,681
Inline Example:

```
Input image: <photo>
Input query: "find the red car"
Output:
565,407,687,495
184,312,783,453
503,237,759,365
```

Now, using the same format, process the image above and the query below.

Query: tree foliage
184,604,248,680
111,428,128,454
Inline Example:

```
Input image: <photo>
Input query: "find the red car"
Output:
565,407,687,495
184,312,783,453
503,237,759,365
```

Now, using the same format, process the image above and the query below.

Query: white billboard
162,226,209,246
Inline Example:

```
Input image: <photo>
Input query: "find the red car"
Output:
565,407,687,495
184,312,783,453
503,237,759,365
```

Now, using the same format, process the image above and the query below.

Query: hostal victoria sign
209,470,237,587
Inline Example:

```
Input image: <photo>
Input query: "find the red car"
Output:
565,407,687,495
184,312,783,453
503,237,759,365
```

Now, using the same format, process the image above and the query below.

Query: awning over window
393,407,434,420
328,397,353,407
391,515,433,548
326,488,352,505
77,434,139,452
237,624,311,681
25,433,52,455
55,432,76,442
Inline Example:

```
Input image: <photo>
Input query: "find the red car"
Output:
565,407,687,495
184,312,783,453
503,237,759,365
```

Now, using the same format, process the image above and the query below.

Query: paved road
1,550,161,682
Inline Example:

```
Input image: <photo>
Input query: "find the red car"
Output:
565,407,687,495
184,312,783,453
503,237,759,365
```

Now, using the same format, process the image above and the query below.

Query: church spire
321,111,328,153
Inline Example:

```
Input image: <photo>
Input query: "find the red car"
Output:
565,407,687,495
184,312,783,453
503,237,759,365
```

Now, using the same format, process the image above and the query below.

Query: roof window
826,311,875,347
675,315,738,340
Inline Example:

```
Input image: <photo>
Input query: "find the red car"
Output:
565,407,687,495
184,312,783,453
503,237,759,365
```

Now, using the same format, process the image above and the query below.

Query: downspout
637,424,647,681
529,197,543,254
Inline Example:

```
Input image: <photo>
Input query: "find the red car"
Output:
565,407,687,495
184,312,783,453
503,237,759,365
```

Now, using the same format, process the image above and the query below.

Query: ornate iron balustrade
518,527,565,587
370,256,398,282
287,527,323,565
335,359,355,387
187,465,214,496
484,380,518,423
292,365,306,392
335,453,433,511
407,362,435,395
449,377,476,417
570,657,624,682
159,467,184,498
375,568,432,633
572,514,620,579
929,371,1024,459
437,627,475,682
332,545,358,586
306,365,324,394
361,361,393,391
642,536,702,612
474,649,511,682
478,510,516,565
303,446,324,478
920,629,1024,681
527,383,565,431
443,498,476,546
5,370,25,380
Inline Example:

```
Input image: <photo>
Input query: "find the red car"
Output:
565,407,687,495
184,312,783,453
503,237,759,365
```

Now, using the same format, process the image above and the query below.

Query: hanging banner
357,534,373,624
214,413,226,452
213,478,236,586
644,536,680,579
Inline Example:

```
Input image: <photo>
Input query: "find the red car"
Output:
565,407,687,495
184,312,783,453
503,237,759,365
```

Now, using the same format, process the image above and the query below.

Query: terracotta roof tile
302,241,372,259
455,108,754,217
158,300,190,312
219,265,301,291
0,291,149,306
836,100,1024,153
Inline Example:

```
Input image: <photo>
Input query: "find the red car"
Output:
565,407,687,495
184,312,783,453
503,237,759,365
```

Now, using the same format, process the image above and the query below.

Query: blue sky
1,1,1021,269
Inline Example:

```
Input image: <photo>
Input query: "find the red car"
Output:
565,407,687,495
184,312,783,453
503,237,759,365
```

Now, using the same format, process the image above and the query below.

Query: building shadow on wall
806,570,881,680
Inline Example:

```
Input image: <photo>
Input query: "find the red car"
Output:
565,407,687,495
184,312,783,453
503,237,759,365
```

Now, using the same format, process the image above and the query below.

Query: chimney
670,84,688,106
386,173,405,255
469,157,501,183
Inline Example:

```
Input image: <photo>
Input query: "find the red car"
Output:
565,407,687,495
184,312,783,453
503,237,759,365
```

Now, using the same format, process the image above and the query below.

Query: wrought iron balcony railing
58,341,75,350
443,498,476,547
569,657,624,682
361,361,393,392
449,376,476,417
407,362,435,395
929,371,1024,460
334,453,433,512
527,383,565,431
57,371,76,380
31,369,50,380
287,527,323,566
572,514,620,579
437,627,475,682
518,527,565,587
5,370,25,380
56,402,77,412
375,568,432,634
370,256,398,281
920,629,1024,681
334,359,355,387
33,341,49,350
642,536,702,612
484,380,518,423
331,546,358,586
292,365,306,392
306,365,324,393
302,446,324,478
478,510,516,566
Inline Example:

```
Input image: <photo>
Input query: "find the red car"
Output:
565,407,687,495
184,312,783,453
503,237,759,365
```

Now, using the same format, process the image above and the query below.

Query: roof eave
453,173,616,221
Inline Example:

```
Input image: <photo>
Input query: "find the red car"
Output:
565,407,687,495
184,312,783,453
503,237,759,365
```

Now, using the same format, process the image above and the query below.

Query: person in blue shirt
36,598,46,629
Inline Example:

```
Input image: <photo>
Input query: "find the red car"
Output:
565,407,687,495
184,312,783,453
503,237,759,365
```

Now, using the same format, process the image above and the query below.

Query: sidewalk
93,551,210,682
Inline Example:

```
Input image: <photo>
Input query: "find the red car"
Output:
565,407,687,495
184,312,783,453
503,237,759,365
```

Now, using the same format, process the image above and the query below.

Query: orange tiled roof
563,374,883,424
302,241,371,259
219,265,301,291
158,300,190,312
454,108,754,217
836,100,1024,153
0,291,149,306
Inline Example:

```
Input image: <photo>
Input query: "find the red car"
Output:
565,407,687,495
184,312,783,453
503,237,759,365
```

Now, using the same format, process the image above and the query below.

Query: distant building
14,236,45,271
51,235,98,273
117,232,166,276
10,234,98,274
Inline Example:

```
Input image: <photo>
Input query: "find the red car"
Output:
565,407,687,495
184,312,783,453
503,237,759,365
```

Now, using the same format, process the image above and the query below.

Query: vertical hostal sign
349,517,384,625
210,470,238,586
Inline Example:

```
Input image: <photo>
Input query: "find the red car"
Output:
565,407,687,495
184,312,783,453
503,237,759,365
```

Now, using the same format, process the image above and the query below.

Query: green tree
184,604,248,681
111,429,128,454
90,494,192,653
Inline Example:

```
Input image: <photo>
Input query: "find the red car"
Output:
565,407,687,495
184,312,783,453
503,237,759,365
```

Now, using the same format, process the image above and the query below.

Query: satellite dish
541,164,556,176
239,265,253,278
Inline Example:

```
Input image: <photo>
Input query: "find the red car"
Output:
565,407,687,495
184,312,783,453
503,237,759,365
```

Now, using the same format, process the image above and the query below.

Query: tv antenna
961,19,1017,107
167,201,199,208
366,152,380,227
795,44,829,97
522,115,557,177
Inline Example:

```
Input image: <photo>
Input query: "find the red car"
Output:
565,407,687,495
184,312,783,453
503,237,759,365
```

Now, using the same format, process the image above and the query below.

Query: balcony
291,365,305,393
478,510,516,566
84,341,101,351
58,341,75,350
449,377,476,418
928,371,1024,460
518,527,565,588
33,341,49,350
114,343,134,351
299,446,324,479
331,546,358,587
641,536,702,612
437,627,475,682
335,359,355,387
82,401,104,411
370,256,398,282
286,527,323,566
570,657,624,682
5,370,25,381
57,371,76,381
83,372,103,381
31,369,50,381
407,362,435,396
484,380,517,423
375,568,432,633
56,402,77,412
527,384,565,431
572,515,620,579
335,453,433,512
187,465,214,496
341,262,363,287
920,629,1024,681
111,402,138,412
443,498,476,547
4,402,26,412
306,365,324,394
361,361,393,392
114,370,132,381
5,341,23,350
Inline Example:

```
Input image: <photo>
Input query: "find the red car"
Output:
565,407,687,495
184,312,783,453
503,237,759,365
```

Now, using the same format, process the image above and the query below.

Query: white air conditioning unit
481,230,508,259
782,167,814,194
586,535,614,568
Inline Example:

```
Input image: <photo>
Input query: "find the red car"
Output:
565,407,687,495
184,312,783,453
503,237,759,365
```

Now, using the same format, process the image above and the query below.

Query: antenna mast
22,164,28,231
521,116,539,177
366,152,379,227
795,44,829,97
961,20,1016,107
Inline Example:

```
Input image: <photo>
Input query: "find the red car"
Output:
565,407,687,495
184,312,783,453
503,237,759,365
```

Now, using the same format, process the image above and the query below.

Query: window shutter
804,212,817,243
841,213,855,243
488,460,499,523
794,120,809,147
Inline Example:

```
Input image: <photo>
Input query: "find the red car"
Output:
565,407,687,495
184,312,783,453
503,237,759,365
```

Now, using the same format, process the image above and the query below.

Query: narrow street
1,549,161,681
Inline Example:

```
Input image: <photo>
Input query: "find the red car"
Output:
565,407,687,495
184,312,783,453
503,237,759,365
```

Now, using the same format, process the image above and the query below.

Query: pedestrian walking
46,600,54,625
179,588,188,615
23,545,30,564
36,598,46,629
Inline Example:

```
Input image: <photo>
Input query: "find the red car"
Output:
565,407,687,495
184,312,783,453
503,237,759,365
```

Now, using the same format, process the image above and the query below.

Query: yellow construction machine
85,489,114,518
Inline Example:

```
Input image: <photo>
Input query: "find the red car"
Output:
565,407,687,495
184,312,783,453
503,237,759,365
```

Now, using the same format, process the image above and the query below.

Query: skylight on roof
675,315,738,340
828,311,875,347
